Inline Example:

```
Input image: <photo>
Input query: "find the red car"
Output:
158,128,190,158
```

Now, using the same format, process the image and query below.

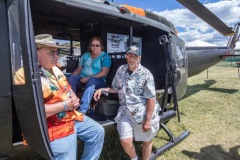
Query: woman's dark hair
87,36,104,52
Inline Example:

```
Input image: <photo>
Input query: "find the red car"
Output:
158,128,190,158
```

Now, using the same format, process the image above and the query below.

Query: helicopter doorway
8,0,53,159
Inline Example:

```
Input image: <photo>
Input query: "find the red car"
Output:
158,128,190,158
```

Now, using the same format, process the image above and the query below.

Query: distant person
68,36,111,114
94,45,160,160
14,34,104,160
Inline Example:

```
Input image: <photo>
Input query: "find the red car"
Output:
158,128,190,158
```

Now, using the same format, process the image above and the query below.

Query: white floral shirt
112,64,160,125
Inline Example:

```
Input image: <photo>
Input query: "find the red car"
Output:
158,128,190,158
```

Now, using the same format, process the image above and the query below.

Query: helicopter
0,0,239,159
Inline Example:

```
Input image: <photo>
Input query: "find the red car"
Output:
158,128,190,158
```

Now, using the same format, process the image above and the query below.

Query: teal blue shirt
79,52,111,80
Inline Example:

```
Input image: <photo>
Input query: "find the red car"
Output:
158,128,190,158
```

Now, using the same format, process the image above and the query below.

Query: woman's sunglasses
91,44,101,47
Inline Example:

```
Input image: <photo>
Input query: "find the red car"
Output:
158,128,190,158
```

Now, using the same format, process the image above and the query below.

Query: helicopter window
176,45,186,69
105,33,142,86
107,33,142,56
55,39,81,73
8,0,25,85
176,46,184,60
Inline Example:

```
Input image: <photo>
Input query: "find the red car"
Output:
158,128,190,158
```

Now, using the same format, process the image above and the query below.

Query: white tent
186,40,218,47
235,42,240,49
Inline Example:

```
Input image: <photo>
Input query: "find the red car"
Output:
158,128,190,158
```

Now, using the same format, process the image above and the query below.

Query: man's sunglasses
126,53,138,59
90,44,101,47
47,50,60,56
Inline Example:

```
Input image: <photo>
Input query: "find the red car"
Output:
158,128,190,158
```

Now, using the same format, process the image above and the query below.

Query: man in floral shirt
14,34,104,160
94,45,160,160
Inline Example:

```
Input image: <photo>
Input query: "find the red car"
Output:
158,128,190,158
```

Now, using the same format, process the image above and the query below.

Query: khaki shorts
117,110,159,142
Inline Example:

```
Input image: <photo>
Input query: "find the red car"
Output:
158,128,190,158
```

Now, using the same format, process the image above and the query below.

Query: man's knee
85,118,105,139
95,123,105,138
121,138,133,146
142,140,152,147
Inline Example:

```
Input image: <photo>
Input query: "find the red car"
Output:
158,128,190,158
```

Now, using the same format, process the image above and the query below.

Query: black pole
70,35,73,56
129,24,133,46
207,69,208,79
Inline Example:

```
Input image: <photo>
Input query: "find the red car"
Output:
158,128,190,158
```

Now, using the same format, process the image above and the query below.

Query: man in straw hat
94,45,160,160
15,34,104,159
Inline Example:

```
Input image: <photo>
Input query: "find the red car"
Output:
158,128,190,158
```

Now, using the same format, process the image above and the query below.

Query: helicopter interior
32,0,168,87
11,0,170,144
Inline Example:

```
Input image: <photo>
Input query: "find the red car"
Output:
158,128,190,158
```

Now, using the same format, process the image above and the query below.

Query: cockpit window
176,46,184,60
176,45,186,69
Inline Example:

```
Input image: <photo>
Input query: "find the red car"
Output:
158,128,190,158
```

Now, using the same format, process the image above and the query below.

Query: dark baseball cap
126,45,140,56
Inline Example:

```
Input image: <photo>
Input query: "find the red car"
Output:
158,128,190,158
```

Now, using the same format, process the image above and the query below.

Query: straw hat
35,34,62,49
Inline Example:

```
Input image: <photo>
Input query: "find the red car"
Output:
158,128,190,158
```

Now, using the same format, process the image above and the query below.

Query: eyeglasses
47,50,59,56
91,44,101,47
126,53,138,59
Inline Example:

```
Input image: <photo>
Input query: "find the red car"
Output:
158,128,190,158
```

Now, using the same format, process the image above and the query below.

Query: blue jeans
50,115,105,160
68,75,106,114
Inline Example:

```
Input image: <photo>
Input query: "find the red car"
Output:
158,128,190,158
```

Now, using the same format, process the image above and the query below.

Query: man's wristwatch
63,101,68,111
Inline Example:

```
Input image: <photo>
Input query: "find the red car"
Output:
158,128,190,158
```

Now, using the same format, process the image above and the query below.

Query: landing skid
150,123,190,160
89,111,190,159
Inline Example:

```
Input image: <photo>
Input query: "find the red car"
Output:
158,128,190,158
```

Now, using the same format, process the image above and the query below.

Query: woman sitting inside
68,36,111,114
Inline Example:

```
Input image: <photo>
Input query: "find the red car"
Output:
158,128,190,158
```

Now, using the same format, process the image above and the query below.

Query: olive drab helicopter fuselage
0,0,239,159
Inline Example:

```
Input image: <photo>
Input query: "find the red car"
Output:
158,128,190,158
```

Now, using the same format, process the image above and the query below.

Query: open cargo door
9,0,53,159
0,0,12,157
169,33,188,100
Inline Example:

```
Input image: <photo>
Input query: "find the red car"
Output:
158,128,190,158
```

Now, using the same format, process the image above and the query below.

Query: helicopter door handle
1,92,12,97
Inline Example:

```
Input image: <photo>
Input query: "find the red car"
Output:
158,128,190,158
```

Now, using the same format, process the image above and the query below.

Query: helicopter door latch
159,35,171,45
1,92,12,97
31,72,40,83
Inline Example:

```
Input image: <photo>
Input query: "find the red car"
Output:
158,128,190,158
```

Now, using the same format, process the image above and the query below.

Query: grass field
153,62,240,160
100,62,240,160
22,62,240,160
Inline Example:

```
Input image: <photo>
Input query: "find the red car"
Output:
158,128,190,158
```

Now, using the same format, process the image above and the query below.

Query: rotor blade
176,0,234,36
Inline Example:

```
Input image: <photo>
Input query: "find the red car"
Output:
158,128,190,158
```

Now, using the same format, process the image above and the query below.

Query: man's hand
64,96,79,111
142,120,151,132
70,95,80,109
94,89,102,101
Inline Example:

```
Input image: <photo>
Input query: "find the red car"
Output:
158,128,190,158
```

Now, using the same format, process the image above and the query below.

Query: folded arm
45,90,80,117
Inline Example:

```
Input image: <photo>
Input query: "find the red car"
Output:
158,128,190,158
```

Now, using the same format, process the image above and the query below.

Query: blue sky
115,0,220,11
113,0,240,47
114,0,184,11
